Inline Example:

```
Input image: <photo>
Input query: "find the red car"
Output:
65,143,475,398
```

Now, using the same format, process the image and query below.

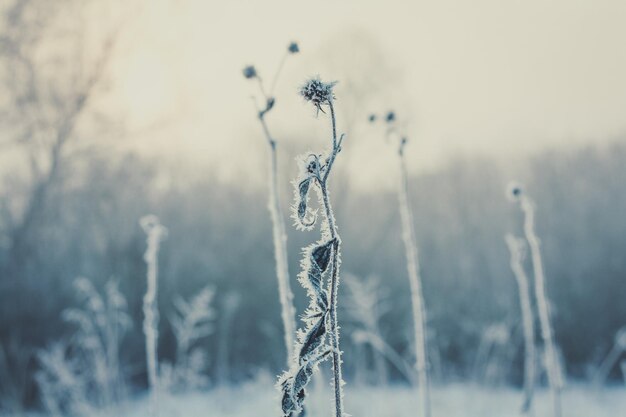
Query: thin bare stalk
353,330,417,385
593,327,626,387
260,113,297,363
369,111,430,416
397,142,431,417
243,48,299,365
505,234,536,413
518,193,562,417
140,215,167,413
270,52,289,95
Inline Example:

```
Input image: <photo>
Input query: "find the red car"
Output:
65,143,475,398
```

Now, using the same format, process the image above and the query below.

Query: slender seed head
507,182,523,202
242,65,257,79
288,42,300,54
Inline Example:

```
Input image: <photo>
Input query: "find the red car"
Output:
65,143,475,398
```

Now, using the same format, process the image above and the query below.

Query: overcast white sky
106,0,626,189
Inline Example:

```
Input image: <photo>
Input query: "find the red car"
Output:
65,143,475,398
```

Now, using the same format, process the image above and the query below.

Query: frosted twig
508,184,562,417
505,234,536,413
279,77,346,417
243,43,299,364
370,111,431,417
140,215,167,413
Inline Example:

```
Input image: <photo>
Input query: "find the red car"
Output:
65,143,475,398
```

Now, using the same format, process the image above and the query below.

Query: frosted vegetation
243,43,300,365
1,2,626,417
279,77,346,417
369,111,431,417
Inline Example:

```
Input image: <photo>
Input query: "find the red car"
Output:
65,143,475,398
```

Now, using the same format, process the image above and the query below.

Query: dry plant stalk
508,184,562,417
278,77,346,417
140,215,167,410
593,327,626,387
505,234,536,413
369,111,431,417
242,42,299,363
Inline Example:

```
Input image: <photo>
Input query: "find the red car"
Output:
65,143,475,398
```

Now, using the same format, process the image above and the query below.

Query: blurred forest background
0,0,625,413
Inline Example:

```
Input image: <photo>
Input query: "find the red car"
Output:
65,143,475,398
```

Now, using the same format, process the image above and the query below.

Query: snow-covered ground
118,378,626,417
10,375,624,417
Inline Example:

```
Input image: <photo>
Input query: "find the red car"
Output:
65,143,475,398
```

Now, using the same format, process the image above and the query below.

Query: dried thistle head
299,77,337,112
288,42,300,54
385,111,396,123
368,114,376,123
242,65,257,79
506,182,523,202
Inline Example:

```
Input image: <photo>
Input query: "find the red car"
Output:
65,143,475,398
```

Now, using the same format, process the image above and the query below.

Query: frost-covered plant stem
244,49,298,364
279,78,346,417
141,215,167,410
262,115,297,363
397,142,431,417
505,234,536,413
369,111,430,416
516,192,562,417
322,102,344,416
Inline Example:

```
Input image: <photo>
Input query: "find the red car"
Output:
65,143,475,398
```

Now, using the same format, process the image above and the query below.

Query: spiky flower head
506,182,523,202
242,65,257,79
288,42,300,54
385,111,396,123
299,77,337,112
368,114,376,123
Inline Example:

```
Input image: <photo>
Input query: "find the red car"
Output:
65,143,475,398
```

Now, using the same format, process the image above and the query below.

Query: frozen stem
243,45,299,365
279,77,346,417
505,234,536,413
508,184,562,417
140,215,167,414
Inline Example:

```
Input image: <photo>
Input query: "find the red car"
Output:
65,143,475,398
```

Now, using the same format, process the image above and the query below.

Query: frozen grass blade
505,234,536,413
508,183,563,417
243,42,299,364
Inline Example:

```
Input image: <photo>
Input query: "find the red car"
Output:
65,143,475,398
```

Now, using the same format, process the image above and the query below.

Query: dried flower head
242,65,257,79
368,114,377,123
507,182,523,202
288,42,300,54
386,111,396,123
300,77,337,111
